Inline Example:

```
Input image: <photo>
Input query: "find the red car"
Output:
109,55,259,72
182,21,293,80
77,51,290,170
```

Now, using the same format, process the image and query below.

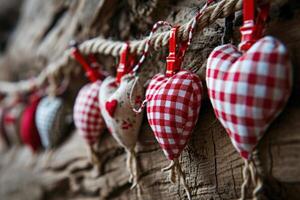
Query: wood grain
0,0,300,199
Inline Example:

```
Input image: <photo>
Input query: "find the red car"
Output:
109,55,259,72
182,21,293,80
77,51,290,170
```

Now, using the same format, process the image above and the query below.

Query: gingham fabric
146,70,202,160
74,81,105,145
36,96,73,149
20,98,42,152
206,36,292,160
99,74,144,149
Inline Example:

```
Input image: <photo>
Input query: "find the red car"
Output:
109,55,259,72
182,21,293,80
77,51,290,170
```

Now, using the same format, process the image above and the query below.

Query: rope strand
0,0,243,94
162,158,192,200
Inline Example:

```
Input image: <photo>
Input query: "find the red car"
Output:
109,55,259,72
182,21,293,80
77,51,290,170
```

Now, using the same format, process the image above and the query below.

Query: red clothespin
70,41,100,82
116,43,135,83
166,27,188,77
239,0,269,51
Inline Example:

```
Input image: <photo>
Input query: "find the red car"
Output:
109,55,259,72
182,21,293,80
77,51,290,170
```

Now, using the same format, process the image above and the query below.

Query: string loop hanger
239,0,270,51
70,41,104,82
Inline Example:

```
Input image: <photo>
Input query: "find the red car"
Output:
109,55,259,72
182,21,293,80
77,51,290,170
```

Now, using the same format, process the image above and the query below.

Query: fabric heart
146,70,202,160
20,97,42,152
74,81,105,145
105,99,118,117
3,102,25,146
99,73,144,188
99,74,144,149
36,96,73,149
206,36,292,160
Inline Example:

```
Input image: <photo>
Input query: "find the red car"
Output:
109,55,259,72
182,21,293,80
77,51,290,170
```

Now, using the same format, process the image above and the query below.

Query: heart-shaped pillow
99,74,144,149
206,36,292,160
146,70,202,160
74,81,105,145
20,97,42,152
3,102,25,146
36,96,73,149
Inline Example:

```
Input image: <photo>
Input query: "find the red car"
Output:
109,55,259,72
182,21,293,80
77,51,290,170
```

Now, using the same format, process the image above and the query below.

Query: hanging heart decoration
99,43,144,189
146,70,202,160
2,98,25,146
206,36,292,159
74,81,106,163
20,95,42,152
36,96,73,149
206,1,292,199
143,26,202,200
72,44,106,164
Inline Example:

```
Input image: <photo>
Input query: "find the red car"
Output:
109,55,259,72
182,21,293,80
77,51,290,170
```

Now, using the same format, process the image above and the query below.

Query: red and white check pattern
74,81,105,145
146,70,202,160
206,36,292,160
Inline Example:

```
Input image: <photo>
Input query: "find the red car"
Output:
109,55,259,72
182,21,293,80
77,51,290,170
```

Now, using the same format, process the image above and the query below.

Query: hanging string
0,0,245,94
130,0,213,114
239,156,264,200
239,159,251,200
88,145,101,166
162,158,192,200
126,147,140,190
131,21,172,75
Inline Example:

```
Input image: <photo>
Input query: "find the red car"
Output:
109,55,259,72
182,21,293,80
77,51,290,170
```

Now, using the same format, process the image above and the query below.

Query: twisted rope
0,0,243,94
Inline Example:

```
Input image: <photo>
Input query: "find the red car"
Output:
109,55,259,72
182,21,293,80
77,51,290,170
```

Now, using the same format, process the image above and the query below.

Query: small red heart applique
146,70,202,160
105,99,118,117
206,36,292,160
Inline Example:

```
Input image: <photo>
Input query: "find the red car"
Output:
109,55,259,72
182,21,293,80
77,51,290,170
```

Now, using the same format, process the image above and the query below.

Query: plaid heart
36,96,73,148
206,36,292,160
74,81,105,145
146,70,202,160
99,74,144,149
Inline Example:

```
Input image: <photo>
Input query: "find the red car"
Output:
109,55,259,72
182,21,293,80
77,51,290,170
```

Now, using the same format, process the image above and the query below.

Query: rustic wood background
0,0,299,199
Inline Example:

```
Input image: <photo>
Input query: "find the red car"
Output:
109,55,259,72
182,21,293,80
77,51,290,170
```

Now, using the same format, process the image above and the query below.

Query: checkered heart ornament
74,81,106,164
206,36,292,199
132,4,212,199
72,46,107,165
207,1,293,199
98,43,144,189
35,70,73,166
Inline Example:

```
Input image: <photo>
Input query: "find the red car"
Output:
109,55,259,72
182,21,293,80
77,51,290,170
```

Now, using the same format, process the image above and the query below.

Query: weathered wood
0,0,300,200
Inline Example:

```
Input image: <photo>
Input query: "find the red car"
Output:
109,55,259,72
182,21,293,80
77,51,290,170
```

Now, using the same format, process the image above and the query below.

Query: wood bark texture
0,0,300,200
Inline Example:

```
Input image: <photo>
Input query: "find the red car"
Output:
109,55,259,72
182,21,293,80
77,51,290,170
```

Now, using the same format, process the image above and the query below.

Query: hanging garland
206,1,292,199
0,0,294,199
0,0,243,94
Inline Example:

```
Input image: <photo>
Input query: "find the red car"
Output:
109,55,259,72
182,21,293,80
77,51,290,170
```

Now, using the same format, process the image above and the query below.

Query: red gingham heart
206,36,292,160
74,81,105,145
146,70,202,160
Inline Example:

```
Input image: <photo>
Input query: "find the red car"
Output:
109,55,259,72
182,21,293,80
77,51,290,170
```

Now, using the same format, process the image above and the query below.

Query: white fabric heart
99,73,144,188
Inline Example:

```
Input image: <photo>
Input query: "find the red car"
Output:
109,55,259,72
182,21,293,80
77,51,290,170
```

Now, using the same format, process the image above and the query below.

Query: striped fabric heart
146,70,202,160
206,36,292,160
74,81,105,145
